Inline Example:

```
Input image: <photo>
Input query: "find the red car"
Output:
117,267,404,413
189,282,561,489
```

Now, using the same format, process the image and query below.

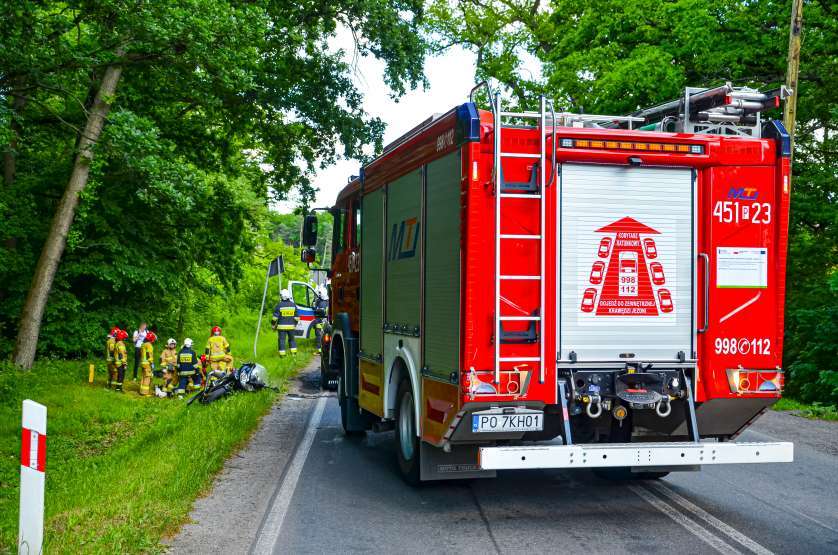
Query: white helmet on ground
183,338,193,348
280,289,292,301
167,338,176,347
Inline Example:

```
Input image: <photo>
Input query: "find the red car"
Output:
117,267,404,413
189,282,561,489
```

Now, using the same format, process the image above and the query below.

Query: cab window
331,208,346,257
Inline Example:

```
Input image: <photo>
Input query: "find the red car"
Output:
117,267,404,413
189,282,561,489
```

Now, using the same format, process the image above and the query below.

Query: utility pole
783,0,803,158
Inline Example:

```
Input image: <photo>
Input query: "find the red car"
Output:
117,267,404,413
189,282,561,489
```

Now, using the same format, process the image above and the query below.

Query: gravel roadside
165,359,327,554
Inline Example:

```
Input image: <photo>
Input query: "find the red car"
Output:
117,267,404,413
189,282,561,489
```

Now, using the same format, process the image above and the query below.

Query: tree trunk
12,57,125,369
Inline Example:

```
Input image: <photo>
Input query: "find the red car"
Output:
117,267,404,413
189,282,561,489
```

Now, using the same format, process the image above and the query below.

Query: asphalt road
168,363,838,555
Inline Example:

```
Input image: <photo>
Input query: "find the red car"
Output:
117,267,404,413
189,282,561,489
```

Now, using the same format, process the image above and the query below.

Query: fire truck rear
306,83,795,484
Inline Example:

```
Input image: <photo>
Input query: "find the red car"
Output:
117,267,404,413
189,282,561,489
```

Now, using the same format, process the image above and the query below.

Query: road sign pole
19,399,47,555
254,267,271,359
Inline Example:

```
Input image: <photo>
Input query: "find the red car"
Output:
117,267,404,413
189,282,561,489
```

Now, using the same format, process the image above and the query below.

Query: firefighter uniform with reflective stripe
206,335,232,373
114,340,128,391
106,335,117,388
139,340,154,396
176,347,201,394
272,300,298,356
160,346,178,394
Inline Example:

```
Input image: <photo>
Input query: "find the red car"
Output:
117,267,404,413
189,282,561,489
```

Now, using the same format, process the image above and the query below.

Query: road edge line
648,481,775,555
628,484,742,555
251,395,327,554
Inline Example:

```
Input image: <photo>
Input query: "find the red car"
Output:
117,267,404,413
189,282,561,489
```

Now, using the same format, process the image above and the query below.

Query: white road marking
251,395,327,554
629,485,742,554
720,292,761,323
648,482,775,555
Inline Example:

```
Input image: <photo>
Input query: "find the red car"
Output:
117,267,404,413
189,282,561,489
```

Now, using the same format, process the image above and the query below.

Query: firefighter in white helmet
175,338,201,396
314,285,329,354
272,289,298,356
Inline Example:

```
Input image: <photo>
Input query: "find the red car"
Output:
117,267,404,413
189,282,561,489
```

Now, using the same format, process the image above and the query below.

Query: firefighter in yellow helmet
106,327,119,388
139,332,157,396
272,289,298,356
113,329,129,392
206,326,232,373
158,337,179,395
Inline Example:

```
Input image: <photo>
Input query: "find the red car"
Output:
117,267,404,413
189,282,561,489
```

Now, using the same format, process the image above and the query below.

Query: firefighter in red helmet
205,326,232,373
113,329,129,392
106,327,120,388
139,331,157,396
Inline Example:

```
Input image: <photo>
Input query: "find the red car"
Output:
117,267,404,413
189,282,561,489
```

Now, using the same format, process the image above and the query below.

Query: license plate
472,412,543,433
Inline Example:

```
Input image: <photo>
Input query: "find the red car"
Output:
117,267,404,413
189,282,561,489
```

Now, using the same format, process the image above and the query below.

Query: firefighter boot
115,365,126,392
289,333,298,356
278,330,288,357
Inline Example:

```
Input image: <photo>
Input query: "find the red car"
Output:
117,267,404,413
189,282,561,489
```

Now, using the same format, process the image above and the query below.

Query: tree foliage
427,0,837,403
0,0,425,359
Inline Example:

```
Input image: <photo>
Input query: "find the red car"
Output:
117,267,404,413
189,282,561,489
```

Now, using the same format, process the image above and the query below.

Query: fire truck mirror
301,248,316,264
302,214,318,246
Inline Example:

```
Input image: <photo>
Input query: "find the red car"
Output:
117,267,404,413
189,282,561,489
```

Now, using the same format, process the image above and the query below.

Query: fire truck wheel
395,378,421,485
593,468,669,481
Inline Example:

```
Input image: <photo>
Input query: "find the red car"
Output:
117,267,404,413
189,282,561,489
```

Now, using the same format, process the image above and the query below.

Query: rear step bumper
478,441,793,470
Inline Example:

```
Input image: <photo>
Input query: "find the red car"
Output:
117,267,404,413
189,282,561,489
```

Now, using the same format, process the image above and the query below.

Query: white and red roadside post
19,399,47,555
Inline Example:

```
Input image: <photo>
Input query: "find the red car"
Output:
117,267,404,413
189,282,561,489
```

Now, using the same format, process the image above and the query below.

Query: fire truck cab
310,83,794,484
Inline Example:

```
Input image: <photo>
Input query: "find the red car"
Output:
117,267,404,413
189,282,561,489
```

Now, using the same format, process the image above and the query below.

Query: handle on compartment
698,252,710,333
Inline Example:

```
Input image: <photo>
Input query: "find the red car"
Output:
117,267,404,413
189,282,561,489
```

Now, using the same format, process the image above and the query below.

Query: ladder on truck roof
492,93,556,386
622,82,792,137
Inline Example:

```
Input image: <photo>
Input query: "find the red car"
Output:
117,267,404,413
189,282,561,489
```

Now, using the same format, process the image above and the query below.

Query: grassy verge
0,311,314,553
772,397,838,421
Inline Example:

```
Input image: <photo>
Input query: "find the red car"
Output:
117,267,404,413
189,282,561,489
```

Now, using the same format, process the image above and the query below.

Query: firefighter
272,289,298,356
139,331,157,396
205,326,232,373
175,338,201,396
314,286,329,354
113,329,129,392
105,327,119,388
158,338,179,395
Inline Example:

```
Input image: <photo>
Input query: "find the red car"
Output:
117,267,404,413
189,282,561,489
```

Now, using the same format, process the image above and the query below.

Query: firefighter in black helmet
272,289,298,356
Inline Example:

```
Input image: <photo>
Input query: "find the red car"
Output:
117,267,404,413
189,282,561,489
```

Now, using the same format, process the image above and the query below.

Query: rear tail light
726,368,784,394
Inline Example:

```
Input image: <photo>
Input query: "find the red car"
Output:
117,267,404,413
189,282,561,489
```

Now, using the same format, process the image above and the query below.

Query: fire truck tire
395,378,421,485
339,378,365,438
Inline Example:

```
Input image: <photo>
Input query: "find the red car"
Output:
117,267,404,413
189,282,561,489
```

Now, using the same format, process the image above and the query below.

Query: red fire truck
303,83,795,484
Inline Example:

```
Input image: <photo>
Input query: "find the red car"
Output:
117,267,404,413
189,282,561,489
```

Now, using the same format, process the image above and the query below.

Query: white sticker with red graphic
578,216,676,323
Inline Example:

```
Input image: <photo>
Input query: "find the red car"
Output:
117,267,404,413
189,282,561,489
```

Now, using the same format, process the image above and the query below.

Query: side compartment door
385,170,422,333
558,164,695,362
701,166,780,399
424,152,461,380
359,188,385,415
